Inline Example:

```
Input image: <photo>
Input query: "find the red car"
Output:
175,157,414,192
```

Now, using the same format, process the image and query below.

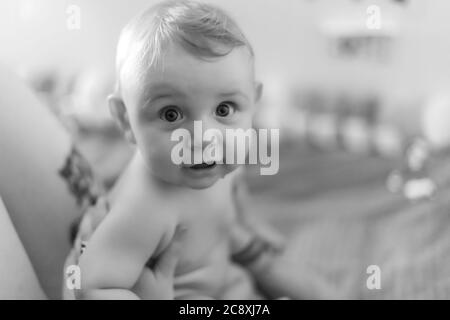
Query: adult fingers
154,226,185,278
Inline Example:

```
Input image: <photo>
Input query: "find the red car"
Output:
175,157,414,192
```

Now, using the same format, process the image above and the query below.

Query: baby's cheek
148,134,179,163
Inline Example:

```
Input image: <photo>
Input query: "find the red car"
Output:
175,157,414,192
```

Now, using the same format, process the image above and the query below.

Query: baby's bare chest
174,196,237,272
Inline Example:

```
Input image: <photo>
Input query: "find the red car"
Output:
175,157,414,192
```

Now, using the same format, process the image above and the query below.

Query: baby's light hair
115,0,254,93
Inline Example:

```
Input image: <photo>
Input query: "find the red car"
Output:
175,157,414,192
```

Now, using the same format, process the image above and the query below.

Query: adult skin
0,65,82,299
0,196,46,299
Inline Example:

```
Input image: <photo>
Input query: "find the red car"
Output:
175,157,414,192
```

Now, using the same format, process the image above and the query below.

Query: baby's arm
231,170,285,255
230,170,291,298
78,201,173,300
231,172,338,299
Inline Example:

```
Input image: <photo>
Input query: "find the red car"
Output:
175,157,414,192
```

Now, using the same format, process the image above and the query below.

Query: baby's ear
254,81,263,103
107,94,136,144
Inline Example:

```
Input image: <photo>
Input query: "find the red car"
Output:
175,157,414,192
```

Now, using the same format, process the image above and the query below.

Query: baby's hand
248,242,353,300
230,215,285,267
250,220,286,253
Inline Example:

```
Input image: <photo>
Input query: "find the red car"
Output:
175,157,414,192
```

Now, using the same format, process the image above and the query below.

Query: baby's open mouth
189,162,217,170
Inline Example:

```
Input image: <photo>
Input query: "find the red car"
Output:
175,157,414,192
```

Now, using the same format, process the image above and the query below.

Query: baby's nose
185,120,220,148
184,120,223,163
187,132,220,152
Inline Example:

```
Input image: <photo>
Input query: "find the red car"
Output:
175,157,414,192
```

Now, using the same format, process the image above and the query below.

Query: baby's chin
183,177,220,190
152,172,220,190
148,162,238,190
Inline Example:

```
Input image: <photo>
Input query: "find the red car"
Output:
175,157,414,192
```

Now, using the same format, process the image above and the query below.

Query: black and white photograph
1,0,450,305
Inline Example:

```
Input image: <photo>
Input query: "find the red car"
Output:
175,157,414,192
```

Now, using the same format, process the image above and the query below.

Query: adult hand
132,229,182,299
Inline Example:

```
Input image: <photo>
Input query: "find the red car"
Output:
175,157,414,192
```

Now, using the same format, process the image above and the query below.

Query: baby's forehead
150,44,253,76
133,46,254,96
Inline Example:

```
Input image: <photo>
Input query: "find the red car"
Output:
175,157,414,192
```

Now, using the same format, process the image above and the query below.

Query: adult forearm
78,288,140,300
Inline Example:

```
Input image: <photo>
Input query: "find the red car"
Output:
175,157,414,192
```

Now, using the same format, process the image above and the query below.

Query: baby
76,0,286,300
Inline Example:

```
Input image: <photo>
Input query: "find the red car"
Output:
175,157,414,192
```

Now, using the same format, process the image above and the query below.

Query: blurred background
2,0,450,299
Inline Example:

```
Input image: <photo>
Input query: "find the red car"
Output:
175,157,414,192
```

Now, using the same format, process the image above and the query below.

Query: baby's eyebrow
139,84,250,107
140,93,177,109
217,91,250,101
140,83,184,106
149,93,176,102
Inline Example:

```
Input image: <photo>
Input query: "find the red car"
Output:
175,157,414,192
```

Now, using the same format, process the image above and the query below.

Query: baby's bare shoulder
109,161,177,232
108,189,176,246
86,174,174,256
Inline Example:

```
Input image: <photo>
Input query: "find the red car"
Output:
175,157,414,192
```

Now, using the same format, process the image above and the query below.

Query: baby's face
119,44,260,189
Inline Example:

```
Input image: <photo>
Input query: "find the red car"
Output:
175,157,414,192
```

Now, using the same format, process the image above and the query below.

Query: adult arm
0,65,83,298
0,196,47,299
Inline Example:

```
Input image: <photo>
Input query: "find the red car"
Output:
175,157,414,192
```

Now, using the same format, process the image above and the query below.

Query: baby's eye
215,102,235,117
160,106,183,122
